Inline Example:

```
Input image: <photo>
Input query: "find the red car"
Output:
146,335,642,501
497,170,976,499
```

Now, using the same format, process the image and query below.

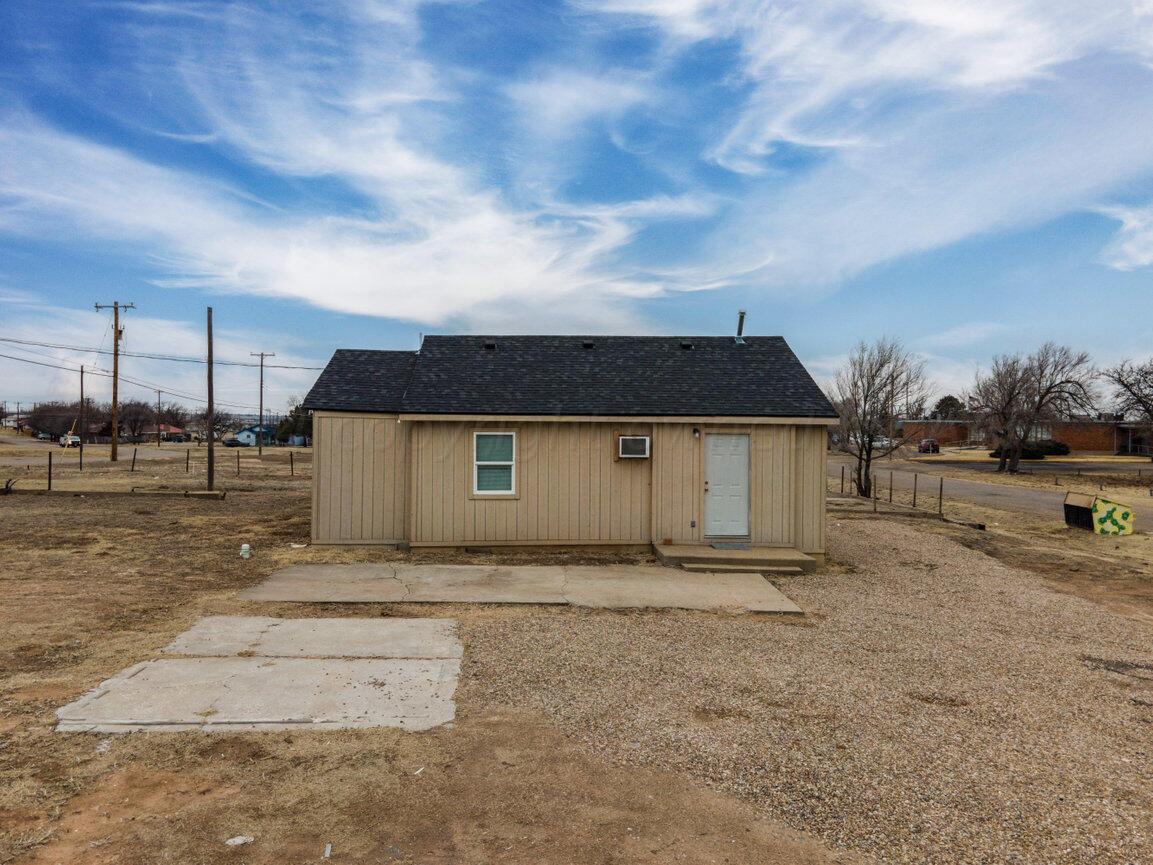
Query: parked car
917,438,940,454
35,431,52,441
58,434,80,448
223,437,248,447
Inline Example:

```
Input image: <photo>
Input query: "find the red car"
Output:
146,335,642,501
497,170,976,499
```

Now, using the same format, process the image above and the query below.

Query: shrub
989,444,1046,460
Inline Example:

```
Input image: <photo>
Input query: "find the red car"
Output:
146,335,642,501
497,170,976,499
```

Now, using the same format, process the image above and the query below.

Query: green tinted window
476,465,513,492
474,432,514,494
475,433,514,462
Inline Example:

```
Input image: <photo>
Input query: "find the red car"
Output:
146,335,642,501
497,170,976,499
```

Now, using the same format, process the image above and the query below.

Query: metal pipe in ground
130,447,137,472
889,470,893,503
48,451,52,491
938,477,944,515
873,474,878,512
912,473,918,508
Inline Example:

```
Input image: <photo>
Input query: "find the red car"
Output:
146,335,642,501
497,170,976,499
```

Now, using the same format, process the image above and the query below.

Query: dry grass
0,455,850,865
4,451,1153,864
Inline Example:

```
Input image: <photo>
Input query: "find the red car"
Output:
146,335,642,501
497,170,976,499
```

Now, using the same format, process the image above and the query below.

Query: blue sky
2,0,1152,412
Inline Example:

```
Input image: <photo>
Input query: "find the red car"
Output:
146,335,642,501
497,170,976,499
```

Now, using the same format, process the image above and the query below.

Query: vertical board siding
650,424,702,544
314,414,827,554
792,425,827,554
410,422,652,544
649,422,822,552
311,412,407,543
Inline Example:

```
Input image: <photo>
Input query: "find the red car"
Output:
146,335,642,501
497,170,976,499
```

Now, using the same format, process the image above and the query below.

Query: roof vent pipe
735,310,747,344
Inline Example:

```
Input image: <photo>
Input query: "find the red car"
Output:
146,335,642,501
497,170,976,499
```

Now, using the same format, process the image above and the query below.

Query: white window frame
618,435,651,458
473,430,516,496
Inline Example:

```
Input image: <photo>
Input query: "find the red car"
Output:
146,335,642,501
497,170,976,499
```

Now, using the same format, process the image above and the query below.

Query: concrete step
654,544,817,572
680,563,805,575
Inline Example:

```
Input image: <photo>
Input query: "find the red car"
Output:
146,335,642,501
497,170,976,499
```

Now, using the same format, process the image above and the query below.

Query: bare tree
192,408,237,442
971,354,1029,472
830,338,928,498
1103,359,1153,459
973,343,1095,473
159,401,189,428
119,399,153,440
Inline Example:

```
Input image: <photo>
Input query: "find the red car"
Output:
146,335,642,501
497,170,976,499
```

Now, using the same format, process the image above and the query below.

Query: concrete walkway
56,616,461,733
241,563,802,614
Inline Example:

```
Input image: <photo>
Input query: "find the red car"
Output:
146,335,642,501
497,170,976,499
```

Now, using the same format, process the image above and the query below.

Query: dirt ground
2,454,1152,864
0,455,848,865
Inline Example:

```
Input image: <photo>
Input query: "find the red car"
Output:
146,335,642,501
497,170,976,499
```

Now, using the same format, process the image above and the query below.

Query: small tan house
303,335,838,558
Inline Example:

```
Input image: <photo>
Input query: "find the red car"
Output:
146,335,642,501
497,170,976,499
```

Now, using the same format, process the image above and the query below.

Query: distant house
302,335,838,557
234,424,277,447
140,423,187,441
901,416,1150,454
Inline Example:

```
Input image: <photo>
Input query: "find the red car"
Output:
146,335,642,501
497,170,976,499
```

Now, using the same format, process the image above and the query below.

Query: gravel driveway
461,518,1153,865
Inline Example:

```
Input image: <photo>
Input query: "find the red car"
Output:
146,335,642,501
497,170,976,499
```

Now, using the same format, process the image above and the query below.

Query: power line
0,336,323,369
0,350,261,411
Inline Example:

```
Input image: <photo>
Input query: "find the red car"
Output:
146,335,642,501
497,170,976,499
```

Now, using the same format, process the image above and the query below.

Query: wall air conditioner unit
618,435,651,459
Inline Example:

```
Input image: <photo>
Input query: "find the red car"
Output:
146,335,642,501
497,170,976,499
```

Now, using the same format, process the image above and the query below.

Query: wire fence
4,442,311,493
830,465,947,517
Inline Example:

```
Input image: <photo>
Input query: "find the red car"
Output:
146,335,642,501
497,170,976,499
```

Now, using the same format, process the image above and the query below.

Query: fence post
872,475,878,512
48,451,52,491
840,465,845,494
889,470,893,503
290,451,295,476
912,473,918,509
186,450,190,473
237,450,241,477
938,477,944,515
131,447,138,472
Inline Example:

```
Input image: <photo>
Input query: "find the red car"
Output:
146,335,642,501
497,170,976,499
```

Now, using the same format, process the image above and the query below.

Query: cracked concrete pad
162,616,462,659
56,657,459,733
243,564,801,613
237,562,414,603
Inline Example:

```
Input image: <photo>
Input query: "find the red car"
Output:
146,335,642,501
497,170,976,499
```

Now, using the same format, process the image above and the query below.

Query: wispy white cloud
920,321,1006,349
0,0,682,333
1097,202,1153,270
588,0,1153,172
3,0,1153,350
0,305,320,409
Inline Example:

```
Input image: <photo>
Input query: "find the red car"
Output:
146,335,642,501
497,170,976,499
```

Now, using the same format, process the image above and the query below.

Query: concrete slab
56,616,462,734
241,563,567,604
561,566,802,613
162,616,462,659
242,564,801,614
56,657,459,733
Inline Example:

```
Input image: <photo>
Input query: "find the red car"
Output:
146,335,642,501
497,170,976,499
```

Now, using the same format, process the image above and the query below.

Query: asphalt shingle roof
301,349,416,413
303,335,837,418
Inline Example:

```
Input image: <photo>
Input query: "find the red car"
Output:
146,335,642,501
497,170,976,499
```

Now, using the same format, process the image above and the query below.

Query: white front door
704,434,750,537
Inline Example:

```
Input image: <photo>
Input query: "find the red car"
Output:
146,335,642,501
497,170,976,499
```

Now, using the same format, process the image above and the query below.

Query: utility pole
79,366,85,471
94,301,135,461
156,389,162,447
250,351,275,455
206,307,215,492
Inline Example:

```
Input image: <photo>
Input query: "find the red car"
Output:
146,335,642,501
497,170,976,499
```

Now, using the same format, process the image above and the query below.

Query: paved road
916,457,1153,477
829,456,1148,524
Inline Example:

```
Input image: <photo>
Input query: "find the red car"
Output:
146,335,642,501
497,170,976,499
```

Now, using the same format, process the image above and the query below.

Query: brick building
900,417,1151,455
